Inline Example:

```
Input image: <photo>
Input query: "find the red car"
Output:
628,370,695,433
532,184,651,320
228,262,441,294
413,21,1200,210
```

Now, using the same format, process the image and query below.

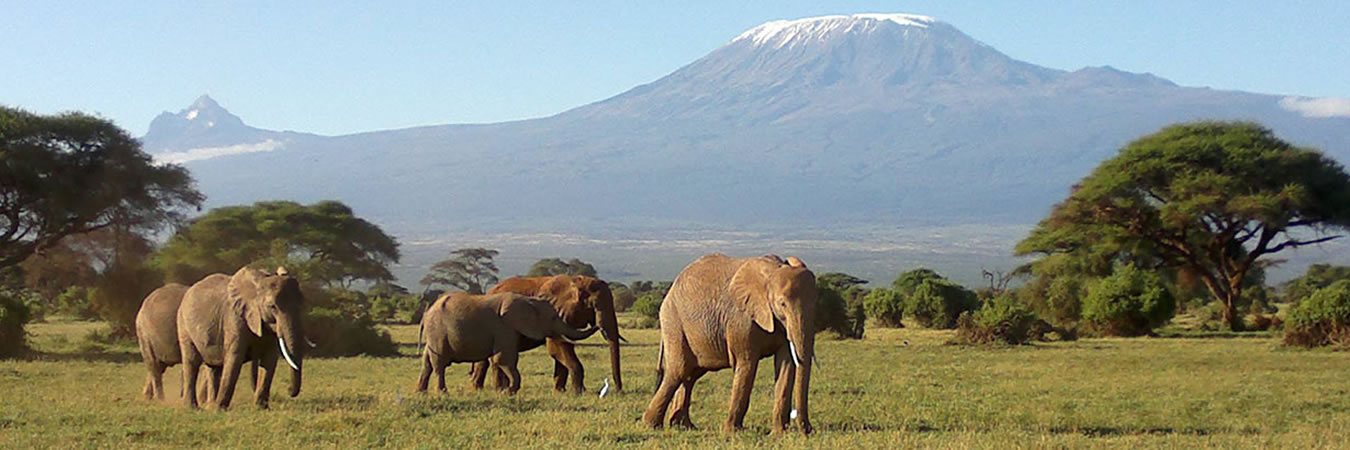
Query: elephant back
136,283,190,365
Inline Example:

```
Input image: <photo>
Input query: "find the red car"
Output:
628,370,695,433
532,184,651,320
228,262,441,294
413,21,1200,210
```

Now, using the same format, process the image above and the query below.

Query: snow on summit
733,13,937,49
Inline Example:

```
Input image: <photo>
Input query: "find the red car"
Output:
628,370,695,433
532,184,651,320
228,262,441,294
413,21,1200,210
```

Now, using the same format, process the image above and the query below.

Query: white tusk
305,337,318,349
599,378,611,398
279,336,300,371
788,341,803,367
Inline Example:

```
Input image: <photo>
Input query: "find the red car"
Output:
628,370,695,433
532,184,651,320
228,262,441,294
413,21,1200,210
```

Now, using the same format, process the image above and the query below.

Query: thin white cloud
155,139,284,164
1280,96,1350,118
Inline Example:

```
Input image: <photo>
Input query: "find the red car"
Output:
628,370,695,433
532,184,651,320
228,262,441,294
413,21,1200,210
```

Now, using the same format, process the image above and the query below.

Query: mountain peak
190,94,222,112
141,95,262,153
732,13,938,49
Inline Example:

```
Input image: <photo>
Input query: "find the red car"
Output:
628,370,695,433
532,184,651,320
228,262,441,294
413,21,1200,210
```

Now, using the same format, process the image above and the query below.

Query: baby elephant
418,292,598,395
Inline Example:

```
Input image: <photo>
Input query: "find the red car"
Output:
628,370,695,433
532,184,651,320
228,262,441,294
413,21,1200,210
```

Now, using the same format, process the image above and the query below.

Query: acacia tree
525,257,597,277
0,107,202,270
156,200,400,288
420,248,499,294
1018,122,1350,330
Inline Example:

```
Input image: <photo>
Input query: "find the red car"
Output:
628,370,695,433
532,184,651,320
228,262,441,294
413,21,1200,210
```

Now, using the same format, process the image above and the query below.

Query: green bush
369,293,419,324
0,290,32,358
91,262,162,339
54,286,98,320
1039,276,1084,327
892,268,945,295
1081,264,1176,336
953,296,1040,345
306,307,399,357
863,288,905,328
904,279,980,329
816,285,864,339
610,284,637,312
631,292,663,328
1284,280,1350,348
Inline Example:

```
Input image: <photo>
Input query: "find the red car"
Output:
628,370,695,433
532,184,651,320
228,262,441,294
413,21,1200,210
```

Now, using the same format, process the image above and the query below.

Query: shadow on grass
816,421,1261,437
1047,425,1261,437
400,395,548,418
1154,330,1275,339
25,349,140,364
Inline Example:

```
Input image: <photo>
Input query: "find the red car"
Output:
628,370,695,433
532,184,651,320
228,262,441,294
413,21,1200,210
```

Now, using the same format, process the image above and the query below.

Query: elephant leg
468,361,488,390
417,352,433,393
216,356,245,410
491,351,522,395
152,363,168,400
643,370,682,429
255,353,278,409
723,357,759,433
434,360,448,393
181,342,203,409
771,348,797,433
547,339,585,394
669,369,705,429
207,366,223,406
491,363,509,391
249,360,260,393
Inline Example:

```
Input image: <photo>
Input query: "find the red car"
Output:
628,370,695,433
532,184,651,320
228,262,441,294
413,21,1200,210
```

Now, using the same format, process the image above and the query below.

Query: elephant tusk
789,341,803,367
279,336,300,371
305,337,318,349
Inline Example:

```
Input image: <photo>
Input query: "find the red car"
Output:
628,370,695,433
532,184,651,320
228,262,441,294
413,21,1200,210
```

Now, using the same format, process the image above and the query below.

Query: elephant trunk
278,317,304,398
597,304,624,392
559,322,600,342
787,316,815,434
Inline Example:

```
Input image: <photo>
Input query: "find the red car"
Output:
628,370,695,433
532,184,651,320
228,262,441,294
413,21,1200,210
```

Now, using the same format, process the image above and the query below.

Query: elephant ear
228,267,265,337
730,260,775,333
499,295,549,341
539,276,580,322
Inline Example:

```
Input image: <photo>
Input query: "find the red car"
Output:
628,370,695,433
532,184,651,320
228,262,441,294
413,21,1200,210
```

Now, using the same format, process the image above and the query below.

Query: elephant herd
133,253,818,434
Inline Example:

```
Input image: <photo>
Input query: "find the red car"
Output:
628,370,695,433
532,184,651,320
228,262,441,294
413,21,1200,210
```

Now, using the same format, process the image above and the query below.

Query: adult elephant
136,283,189,400
642,254,818,434
418,292,599,394
477,275,625,393
178,267,306,410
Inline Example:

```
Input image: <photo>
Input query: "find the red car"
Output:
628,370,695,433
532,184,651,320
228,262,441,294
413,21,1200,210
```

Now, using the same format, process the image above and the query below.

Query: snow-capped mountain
142,95,315,163
146,13,1350,230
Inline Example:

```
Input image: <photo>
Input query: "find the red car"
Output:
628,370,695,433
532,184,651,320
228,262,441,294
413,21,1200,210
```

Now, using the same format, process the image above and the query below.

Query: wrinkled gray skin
178,267,306,410
642,254,818,434
136,283,189,401
417,292,599,395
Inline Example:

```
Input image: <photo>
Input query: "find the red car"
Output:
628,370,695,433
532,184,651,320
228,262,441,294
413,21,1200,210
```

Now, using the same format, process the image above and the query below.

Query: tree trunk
1221,291,1244,332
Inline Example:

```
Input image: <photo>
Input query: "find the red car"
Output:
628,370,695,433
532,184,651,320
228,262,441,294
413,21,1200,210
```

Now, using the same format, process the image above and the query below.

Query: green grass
3,315,1350,448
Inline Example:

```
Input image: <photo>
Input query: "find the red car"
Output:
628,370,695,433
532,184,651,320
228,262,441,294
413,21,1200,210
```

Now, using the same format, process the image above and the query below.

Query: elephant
178,267,306,410
136,283,189,401
417,292,599,395
475,275,625,394
642,254,818,434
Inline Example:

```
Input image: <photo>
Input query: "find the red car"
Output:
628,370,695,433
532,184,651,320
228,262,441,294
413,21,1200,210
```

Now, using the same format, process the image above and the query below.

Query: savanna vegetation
4,107,1350,447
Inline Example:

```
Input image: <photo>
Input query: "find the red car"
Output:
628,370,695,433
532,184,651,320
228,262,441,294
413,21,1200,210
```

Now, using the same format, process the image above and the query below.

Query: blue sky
2,1,1347,136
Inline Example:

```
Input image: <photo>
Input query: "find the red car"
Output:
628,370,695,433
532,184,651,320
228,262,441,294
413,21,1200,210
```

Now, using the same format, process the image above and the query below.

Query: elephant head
540,275,626,391
499,294,600,343
732,255,817,431
229,266,306,397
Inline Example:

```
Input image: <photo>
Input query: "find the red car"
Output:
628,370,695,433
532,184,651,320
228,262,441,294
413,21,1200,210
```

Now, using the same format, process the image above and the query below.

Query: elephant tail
417,321,425,357
653,339,664,392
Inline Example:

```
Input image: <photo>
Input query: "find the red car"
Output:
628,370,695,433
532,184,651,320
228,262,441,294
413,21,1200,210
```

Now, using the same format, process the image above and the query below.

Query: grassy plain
2,315,1349,448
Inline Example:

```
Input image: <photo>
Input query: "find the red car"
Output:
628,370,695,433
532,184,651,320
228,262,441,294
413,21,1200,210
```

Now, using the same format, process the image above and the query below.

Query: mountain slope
146,13,1350,231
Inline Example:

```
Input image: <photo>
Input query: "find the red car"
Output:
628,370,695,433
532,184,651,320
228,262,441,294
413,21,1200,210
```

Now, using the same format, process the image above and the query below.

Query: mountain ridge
143,13,1350,230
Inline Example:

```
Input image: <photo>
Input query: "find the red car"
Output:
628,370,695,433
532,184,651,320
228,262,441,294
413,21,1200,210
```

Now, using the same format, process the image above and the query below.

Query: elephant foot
670,416,696,430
